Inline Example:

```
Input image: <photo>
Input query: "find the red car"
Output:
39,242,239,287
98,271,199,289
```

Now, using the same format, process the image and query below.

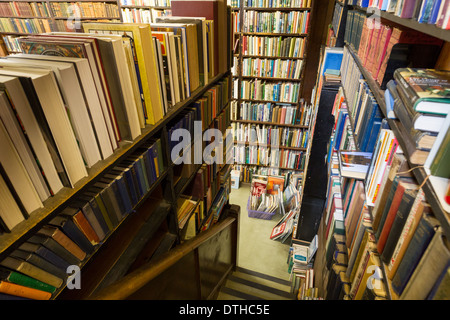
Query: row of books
353,0,450,29
232,122,309,148
344,9,444,89
241,57,304,79
242,10,309,34
232,101,310,126
49,2,120,18
288,238,318,296
0,16,224,216
244,0,312,8
326,95,449,299
241,35,307,58
238,79,301,102
234,144,306,169
121,7,171,23
0,17,53,34
1,34,21,52
0,136,165,299
340,46,384,153
182,162,231,234
120,0,171,6
0,1,51,18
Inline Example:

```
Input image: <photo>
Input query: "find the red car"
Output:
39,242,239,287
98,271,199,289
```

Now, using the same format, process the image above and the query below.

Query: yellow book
354,251,384,300
82,22,164,125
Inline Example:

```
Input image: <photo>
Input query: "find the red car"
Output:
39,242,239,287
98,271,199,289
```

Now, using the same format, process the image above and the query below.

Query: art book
394,68,450,115
338,151,372,180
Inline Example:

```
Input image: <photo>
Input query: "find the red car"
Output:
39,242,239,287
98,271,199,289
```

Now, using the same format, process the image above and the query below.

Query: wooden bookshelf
0,70,228,259
0,0,122,53
313,0,450,300
343,43,450,239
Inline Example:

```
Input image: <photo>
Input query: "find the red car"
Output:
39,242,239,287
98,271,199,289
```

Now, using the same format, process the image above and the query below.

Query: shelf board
237,32,308,37
241,54,305,60
352,5,450,42
234,163,304,171
240,75,302,82
243,7,311,11
234,140,307,151
0,71,228,258
231,119,308,128
234,98,300,105
52,16,120,20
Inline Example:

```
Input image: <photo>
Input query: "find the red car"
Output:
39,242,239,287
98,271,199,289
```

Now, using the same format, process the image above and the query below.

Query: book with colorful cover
338,151,372,180
394,68,450,115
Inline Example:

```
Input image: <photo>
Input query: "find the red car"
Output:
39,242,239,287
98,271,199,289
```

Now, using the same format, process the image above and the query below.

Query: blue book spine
35,245,70,271
115,175,133,215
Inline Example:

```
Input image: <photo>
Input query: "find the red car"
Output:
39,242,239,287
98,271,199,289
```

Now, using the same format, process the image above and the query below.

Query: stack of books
386,68,450,166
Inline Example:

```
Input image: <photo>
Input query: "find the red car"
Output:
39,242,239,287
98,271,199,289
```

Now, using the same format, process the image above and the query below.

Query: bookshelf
230,0,316,181
308,0,450,301
0,0,122,54
119,0,172,23
0,9,233,299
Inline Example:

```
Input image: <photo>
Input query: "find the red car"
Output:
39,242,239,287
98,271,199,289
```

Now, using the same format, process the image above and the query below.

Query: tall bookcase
310,0,450,300
0,14,233,299
230,0,316,182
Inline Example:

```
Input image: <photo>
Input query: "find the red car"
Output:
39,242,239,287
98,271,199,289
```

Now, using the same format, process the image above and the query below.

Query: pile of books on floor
269,181,301,242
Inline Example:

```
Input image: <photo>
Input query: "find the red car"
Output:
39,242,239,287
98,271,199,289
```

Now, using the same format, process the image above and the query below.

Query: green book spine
8,271,56,293
430,128,450,178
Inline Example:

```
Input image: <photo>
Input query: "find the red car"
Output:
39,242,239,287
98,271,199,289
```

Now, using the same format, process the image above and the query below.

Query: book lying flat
338,151,372,180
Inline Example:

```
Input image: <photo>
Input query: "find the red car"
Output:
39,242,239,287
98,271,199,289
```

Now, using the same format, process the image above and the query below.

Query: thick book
0,162,27,231
0,256,63,289
400,228,450,299
391,212,440,296
0,75,64,195
82,22,165,125
338,151,372,180
0,66,88,187
10,249,67,281
19,35,121,144
387,80,437,150
394,68,450,115
0,57,102,168
386,190,430,279
0,89,50,201
0,267,56,294
27,234,81,267
36,226,86,262
375,177,418,251
380,188,419,263
0,113,42,214
10,53,116,157
0,280,51,300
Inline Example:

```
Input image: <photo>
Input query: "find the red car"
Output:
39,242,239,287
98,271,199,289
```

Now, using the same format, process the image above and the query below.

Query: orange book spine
0,281,51,300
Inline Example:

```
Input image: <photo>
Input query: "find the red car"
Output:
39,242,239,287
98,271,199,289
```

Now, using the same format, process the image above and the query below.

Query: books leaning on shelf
356,0,450,29
344,9,444,89
0,135,166,297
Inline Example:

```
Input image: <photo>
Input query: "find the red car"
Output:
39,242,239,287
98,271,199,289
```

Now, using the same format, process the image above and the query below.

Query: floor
229,183,292,282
